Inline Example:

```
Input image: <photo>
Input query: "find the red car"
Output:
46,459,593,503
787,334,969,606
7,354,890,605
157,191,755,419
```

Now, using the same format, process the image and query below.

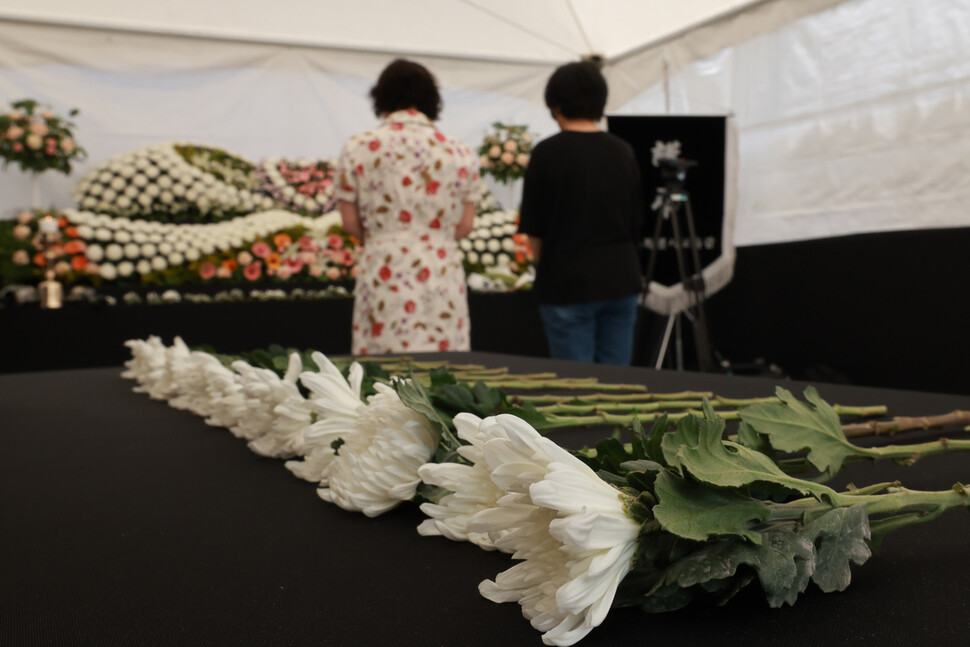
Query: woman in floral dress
336,59,481,355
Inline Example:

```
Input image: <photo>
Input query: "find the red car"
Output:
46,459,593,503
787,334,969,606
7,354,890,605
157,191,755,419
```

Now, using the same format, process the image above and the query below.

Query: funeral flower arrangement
255,157,338,215
478,122,534,184
71,142,277,222
124,338,970,646
1,143,534,293
2,207,356,286
0,99,86,174
459,209,535,291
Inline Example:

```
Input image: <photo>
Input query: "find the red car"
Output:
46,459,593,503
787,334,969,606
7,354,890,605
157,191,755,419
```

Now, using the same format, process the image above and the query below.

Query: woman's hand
454,201,475,240
339,200,364,244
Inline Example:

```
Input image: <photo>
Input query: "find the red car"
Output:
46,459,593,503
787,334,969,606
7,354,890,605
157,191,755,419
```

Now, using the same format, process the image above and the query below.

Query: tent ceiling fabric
2,0,766,64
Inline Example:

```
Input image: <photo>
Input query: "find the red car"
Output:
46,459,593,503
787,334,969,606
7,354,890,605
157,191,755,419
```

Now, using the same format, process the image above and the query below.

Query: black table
3,353,969,646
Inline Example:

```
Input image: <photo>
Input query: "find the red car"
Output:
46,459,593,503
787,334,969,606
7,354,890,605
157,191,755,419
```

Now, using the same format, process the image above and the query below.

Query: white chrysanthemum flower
228,356,303,447
318,381,439,518
283,351,364,481
121,336,188,401
122,336,170,396
244,353,311,458
417,413,508,550
463,415,640,647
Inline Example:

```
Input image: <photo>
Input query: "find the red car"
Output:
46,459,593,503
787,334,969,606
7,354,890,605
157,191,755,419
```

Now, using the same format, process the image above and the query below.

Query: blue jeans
539,295,639,365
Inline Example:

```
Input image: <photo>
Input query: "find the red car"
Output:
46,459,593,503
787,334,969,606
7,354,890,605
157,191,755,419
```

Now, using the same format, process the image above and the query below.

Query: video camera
657,157,698,181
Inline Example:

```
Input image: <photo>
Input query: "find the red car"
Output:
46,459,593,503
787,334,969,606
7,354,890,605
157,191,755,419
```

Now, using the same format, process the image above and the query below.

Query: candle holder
37,214,63,309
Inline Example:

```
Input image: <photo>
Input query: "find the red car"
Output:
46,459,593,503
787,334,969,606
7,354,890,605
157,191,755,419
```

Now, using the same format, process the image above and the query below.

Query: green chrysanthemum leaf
653,470,770,544
740,386,867,478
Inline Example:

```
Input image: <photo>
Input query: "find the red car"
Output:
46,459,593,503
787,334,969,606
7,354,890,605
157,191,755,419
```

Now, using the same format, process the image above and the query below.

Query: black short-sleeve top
518,130,643,304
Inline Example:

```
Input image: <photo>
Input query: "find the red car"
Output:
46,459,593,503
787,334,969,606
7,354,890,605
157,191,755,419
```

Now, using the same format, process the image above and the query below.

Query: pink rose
28,121,49,137
13,224,30,239
237,250,253,265
7,110,23,120
500,152,514,165
350,265,359,278
251,241,271,259
199,262,217,279
327,234,343,250
216,266,232,278
11,249,28,265
325,267,341,280
60,138,75,154
298,235,316,251
6,125,24,140
243,260,262,281
503,140,518,152
276,265,292,280
488,145,502,158
12,142,24,152
45,139,57,155
298,251,316,265
515,153,530,166
308,264,324,277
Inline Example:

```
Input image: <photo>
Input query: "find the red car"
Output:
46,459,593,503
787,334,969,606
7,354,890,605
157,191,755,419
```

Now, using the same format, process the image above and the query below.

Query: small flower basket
477,122,533,185
0,99,86,175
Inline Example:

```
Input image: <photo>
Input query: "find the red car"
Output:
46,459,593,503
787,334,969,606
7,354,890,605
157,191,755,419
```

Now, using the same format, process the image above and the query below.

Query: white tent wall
614,0,970,246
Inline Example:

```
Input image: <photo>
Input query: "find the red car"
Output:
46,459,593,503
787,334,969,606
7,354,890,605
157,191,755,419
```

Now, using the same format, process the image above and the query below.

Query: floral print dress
336,110,481,355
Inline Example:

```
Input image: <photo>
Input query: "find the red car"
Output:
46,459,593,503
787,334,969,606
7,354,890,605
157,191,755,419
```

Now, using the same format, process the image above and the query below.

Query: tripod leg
681,199,715,372
655,313,676,370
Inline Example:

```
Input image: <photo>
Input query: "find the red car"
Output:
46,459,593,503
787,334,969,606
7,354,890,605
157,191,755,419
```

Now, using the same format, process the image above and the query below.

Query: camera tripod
642,166,716,372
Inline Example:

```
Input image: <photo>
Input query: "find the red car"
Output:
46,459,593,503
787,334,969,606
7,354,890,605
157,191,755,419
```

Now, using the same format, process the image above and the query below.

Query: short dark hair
544,61,608,121
369,59,442,121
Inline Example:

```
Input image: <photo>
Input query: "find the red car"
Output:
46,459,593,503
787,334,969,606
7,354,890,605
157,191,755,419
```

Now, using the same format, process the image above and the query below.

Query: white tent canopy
0,0,836,67
2,0,968,245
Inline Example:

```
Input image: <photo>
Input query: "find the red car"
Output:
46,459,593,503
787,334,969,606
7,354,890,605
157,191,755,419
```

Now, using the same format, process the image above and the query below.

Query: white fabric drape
614,0,970,245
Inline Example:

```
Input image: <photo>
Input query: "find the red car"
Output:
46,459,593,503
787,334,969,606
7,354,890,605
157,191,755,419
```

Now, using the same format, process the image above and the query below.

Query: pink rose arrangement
255,158,338,214
0,99,86,174
194,227,359,284
478,122,534,184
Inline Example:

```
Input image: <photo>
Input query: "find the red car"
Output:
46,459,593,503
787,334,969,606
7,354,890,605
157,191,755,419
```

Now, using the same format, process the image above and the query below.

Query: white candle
39,216,59,234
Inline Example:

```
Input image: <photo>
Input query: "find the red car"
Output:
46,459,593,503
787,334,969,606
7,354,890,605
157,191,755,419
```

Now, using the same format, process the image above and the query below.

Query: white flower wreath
72,142,278,220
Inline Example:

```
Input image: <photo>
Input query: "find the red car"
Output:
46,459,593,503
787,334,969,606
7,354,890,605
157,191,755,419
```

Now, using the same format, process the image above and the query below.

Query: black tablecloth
3,353,969,646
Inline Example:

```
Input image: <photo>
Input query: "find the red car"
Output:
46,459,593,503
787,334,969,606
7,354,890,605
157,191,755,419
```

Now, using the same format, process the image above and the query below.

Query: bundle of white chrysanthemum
428,414,640,647
317,382,439,517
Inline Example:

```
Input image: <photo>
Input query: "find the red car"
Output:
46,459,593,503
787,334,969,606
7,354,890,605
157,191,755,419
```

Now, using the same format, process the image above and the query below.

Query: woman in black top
518,61,643,364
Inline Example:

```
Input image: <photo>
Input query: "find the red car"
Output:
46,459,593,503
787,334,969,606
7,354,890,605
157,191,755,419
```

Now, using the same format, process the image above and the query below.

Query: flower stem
537,400,704,414
769,483,969,532
545,410,740,428
514,391,714,404
860,437,970,466
841,410,970,438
